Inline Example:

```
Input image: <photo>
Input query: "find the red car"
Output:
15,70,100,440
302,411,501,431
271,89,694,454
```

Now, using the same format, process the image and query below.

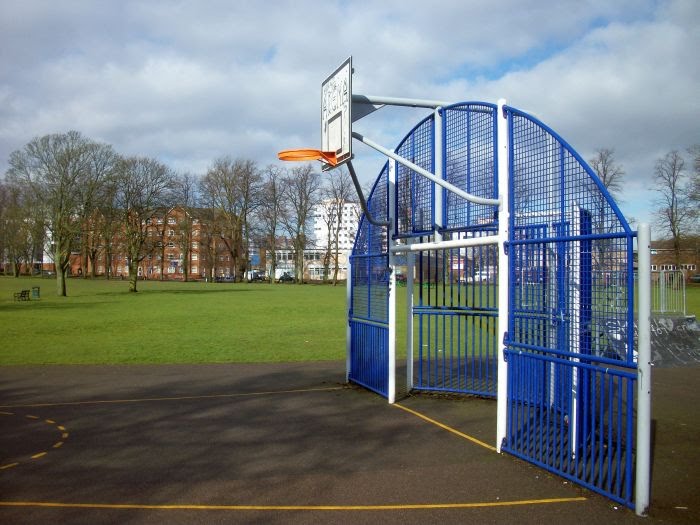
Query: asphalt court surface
1,362,698,524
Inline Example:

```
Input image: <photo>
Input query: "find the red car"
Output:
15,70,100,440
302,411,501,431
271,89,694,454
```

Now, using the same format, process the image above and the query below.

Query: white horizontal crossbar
352,132,501,207
390,234,501,253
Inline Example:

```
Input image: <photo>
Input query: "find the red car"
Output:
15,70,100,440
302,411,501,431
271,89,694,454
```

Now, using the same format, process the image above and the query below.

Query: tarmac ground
0,361,698,524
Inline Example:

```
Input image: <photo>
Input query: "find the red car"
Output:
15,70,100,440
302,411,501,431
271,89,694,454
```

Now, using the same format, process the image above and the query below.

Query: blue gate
348,166,390,397
348,101,642,510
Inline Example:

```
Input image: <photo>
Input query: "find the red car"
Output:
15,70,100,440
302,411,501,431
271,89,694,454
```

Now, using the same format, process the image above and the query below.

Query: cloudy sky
1,0,698,230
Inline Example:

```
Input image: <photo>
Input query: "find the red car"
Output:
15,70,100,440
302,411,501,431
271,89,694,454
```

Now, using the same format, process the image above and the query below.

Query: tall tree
258,165,287,283
652,150,695,267
282,164,321,283
589,147,626,272
6,131,103,296
319,168,355,284
200,157,260,281
79,142,119,278
114,156,173,293
173,172,200,282
0,181,45,276
589,148,624,199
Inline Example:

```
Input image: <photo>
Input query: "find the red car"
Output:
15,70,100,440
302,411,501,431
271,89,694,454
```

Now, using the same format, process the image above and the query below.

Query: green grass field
0,277,347,365
2,276,699,366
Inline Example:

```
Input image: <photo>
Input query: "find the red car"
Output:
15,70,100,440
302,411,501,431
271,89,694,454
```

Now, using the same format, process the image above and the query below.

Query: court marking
0,386,344,409
0,412,68,471
0,386,589,512
393,403,497,452
0,497,587,512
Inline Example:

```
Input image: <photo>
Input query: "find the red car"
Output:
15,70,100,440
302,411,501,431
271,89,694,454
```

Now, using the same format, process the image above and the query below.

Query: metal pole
387,159,397,404
636,223,652,516
352,94,453,109
434,107,444,243
352,132,501,207
496,99,510,453
406,250,415,392
346,251,352,383
346,161,390,228
390,234,500,253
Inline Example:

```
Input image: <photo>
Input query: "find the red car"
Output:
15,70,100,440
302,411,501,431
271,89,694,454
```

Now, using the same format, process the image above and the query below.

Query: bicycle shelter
345,99,652,514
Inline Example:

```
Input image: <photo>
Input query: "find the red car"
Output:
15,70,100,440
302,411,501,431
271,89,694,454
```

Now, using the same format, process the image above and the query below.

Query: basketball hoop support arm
351,132,501,207
346,160,390,228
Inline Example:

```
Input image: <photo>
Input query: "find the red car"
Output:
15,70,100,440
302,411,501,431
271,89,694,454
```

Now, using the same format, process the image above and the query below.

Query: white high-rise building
312,199,360,254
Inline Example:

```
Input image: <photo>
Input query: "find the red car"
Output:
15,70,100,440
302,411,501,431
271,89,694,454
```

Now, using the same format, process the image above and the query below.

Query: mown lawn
0,277,347,365
2,276,698,366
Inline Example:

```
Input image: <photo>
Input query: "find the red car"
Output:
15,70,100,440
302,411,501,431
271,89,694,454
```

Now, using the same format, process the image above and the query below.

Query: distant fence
650,270,686,316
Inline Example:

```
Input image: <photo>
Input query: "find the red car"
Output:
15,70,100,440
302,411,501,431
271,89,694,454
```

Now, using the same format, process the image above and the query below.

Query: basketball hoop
277,149,338,167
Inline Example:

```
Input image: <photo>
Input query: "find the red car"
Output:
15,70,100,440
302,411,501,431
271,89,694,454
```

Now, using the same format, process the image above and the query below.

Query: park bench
14,289,30,301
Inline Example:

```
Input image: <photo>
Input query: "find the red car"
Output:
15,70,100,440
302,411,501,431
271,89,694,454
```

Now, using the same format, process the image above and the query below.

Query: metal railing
650,270,686,316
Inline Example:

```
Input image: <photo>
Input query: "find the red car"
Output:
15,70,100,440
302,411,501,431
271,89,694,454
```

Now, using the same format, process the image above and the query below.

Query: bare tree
652,150,695,267
114,156,173,293
589,148,625,200
319,168,355,285
282,164,321,283
258,165,287,283
173,172,200,282
6,131,105,296
200,157,260,281
79,142,119,278
0,181,45,276
589,148,626,272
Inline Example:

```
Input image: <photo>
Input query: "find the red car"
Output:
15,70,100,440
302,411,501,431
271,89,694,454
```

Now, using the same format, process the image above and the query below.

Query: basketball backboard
321,56,352,170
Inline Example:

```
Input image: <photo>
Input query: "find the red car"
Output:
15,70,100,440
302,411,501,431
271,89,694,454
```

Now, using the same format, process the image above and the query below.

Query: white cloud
1,0,697,232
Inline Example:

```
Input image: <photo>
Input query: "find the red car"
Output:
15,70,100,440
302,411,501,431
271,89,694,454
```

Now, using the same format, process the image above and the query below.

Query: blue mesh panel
351,165,389,323
444,104,497,231
509,110,633,364
396,117,434,236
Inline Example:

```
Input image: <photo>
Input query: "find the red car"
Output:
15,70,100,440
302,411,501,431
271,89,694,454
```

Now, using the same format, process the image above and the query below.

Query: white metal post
434,107,444,243
496,99,510,453
636,223,652,516
406,250,415,391
346,251,352,382
387,158,397,404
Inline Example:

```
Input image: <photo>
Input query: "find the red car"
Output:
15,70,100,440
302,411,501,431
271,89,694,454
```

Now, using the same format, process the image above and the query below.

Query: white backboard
321,56,352,170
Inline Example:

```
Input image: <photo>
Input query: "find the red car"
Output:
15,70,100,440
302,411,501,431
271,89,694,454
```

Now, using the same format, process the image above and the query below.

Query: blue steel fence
348,101,638,509
503,107,637,508
349,165,390,397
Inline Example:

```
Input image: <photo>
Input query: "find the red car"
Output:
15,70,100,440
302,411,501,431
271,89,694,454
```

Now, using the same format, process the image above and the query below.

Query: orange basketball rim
277,148,338,166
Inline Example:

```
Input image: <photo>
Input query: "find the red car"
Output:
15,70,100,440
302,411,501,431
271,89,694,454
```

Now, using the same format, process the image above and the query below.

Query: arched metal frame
347,101,650,513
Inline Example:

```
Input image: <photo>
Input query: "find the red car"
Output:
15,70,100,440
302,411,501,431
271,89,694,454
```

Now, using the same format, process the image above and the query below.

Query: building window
191,266,198,274
191,254,198,261
168,242,174,248
168,254,176,260
168,217,176,225
168,229,175,236
167,267,175,274
156,218,163,225
191,242,198,249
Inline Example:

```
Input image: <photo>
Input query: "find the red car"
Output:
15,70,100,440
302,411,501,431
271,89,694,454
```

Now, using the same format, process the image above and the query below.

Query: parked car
277,272,294,283
690,274,700,283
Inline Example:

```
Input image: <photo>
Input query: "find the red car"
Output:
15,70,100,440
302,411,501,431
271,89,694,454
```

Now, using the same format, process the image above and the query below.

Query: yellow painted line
53,442,64,449
31,452,47,460
57,426,66,431
0,497,587,511
0,411,14,415
45,419,56,424
393,403,497,452
0,463,20,471
25,415,39,420
62,433,69,439
0,386,345,409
